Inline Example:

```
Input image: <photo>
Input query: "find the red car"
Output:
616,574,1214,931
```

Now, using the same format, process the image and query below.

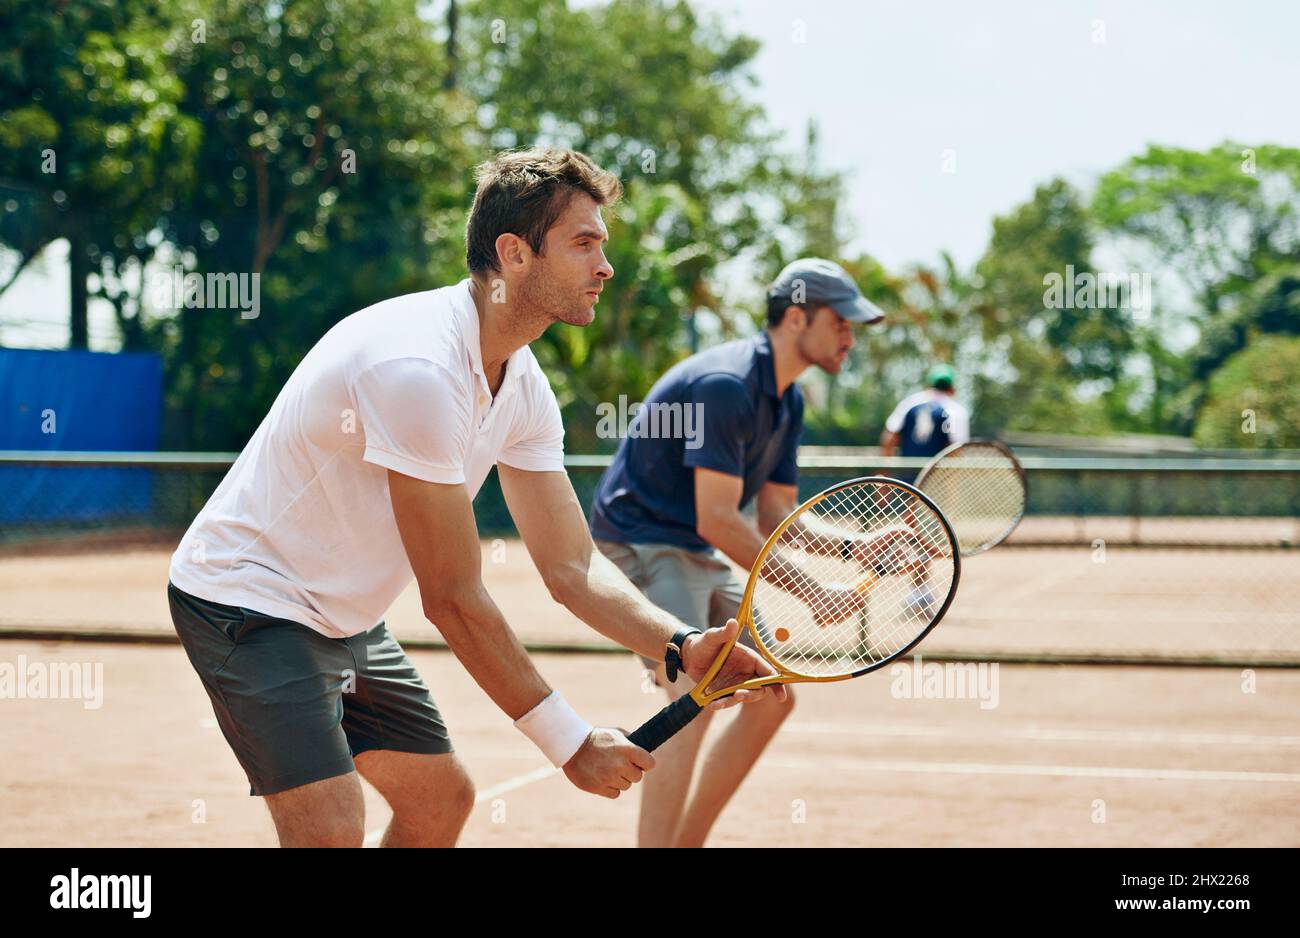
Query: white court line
786,721,1300,747
363,723,1300,842
474,765,560,802
764,755,1300,783
364,764,559,846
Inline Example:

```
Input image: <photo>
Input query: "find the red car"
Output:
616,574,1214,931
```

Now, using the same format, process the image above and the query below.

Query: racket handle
627,693,704,752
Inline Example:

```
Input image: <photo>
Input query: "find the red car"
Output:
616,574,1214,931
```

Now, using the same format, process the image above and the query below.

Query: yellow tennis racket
627,476,961,752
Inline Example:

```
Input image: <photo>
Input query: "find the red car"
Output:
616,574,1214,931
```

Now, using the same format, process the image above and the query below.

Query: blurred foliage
1194,336,1300,449
1093,143,1300,313
457,0,816,450
0,0,200,347
158,0,477,448
972,178,1136,435
2,3,1299,452
1091,143,1300,437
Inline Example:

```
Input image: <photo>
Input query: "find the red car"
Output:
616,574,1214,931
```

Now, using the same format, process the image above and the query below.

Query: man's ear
786,305,810,332
494,232,531,273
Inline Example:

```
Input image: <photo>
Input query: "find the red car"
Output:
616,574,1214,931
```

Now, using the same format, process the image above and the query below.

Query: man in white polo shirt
167,148,783,847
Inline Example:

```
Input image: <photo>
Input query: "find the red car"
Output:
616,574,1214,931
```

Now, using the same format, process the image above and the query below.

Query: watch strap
665,626,703,683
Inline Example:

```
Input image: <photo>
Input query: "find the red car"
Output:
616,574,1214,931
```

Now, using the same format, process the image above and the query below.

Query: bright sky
4,0,1299,348
692,0,1300,268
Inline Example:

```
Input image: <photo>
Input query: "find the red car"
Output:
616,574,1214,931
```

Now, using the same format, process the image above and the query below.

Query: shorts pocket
169,583,247,644
596,540,644,586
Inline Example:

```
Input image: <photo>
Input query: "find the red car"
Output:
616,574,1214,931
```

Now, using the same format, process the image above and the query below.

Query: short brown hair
465,148,623,275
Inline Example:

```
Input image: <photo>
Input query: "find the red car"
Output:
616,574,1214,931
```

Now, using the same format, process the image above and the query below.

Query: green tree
1192,264,1300,379
1093,143,1300,317
160,0,475,448
973,178,1134,434
1094,143,1300,433
1193,336,1300,449
0,0,199,347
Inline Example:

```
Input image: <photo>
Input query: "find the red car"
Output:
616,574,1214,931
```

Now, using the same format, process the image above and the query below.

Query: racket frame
685,474,962,707
914,438,1028,557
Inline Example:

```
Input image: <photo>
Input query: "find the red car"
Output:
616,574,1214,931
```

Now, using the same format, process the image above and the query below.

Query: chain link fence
2,450,1297,664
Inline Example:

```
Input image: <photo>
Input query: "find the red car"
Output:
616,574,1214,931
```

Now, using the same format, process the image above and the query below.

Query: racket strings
752,480,956,678
919,445,1025,554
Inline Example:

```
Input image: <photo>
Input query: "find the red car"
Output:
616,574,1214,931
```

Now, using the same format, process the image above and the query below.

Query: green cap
927,364,955,388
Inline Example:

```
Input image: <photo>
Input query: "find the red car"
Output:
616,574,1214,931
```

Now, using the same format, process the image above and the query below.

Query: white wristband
514,691,594,768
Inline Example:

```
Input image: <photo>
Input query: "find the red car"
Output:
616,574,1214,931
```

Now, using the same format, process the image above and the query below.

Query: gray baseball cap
767,257,886,324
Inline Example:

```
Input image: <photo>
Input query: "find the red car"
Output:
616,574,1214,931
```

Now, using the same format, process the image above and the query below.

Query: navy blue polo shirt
899,399,954,458
589,332,804,551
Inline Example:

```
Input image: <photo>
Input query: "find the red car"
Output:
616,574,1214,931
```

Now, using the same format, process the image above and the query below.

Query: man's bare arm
756,480,798,539
694,466,770,572
697,468,868,624
388,469,654,795
757,473,932,566
387,470,554,719
498,464,785,705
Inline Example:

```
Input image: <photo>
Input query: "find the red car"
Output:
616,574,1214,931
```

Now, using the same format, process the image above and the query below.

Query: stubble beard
799,332,843,375
518,262,594,328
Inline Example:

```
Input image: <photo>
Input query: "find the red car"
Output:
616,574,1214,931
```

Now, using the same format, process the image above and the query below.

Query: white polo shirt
169,280,565,638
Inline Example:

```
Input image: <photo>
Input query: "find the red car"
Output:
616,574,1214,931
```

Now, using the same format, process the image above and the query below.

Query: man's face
518,192,613,327
796,305,857,374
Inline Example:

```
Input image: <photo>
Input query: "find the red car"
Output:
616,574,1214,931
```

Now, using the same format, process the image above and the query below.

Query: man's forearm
551,548,689,661
711,509,836,603
424,585,553,720
700,507,769,573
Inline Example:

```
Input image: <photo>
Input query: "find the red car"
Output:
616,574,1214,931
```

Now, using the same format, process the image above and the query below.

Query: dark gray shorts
167,582,452,796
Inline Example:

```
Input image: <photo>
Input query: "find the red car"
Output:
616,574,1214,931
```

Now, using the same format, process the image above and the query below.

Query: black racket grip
627,693,705,752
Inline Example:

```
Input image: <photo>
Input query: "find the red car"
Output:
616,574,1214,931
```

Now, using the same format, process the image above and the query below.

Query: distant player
589,257,886,848
879,364,969,615
880,364,970,462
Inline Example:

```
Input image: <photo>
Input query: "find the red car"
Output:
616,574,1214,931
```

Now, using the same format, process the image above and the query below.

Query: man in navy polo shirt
590,258,886,848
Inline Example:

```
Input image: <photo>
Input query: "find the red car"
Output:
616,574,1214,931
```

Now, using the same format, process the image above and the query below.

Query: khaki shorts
595,540,755,681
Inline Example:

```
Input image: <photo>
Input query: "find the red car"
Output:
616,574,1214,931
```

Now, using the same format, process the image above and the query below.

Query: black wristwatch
664,627,703,683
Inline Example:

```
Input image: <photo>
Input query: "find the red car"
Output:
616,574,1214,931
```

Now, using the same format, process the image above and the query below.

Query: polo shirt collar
754,331,780,401
456,279,523,401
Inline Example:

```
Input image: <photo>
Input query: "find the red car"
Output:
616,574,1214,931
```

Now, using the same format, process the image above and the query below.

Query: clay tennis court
3,538,1298,847
4,520,1298,660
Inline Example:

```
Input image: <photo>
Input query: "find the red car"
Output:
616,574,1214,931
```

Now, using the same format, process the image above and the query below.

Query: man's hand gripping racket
628,477,961,752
